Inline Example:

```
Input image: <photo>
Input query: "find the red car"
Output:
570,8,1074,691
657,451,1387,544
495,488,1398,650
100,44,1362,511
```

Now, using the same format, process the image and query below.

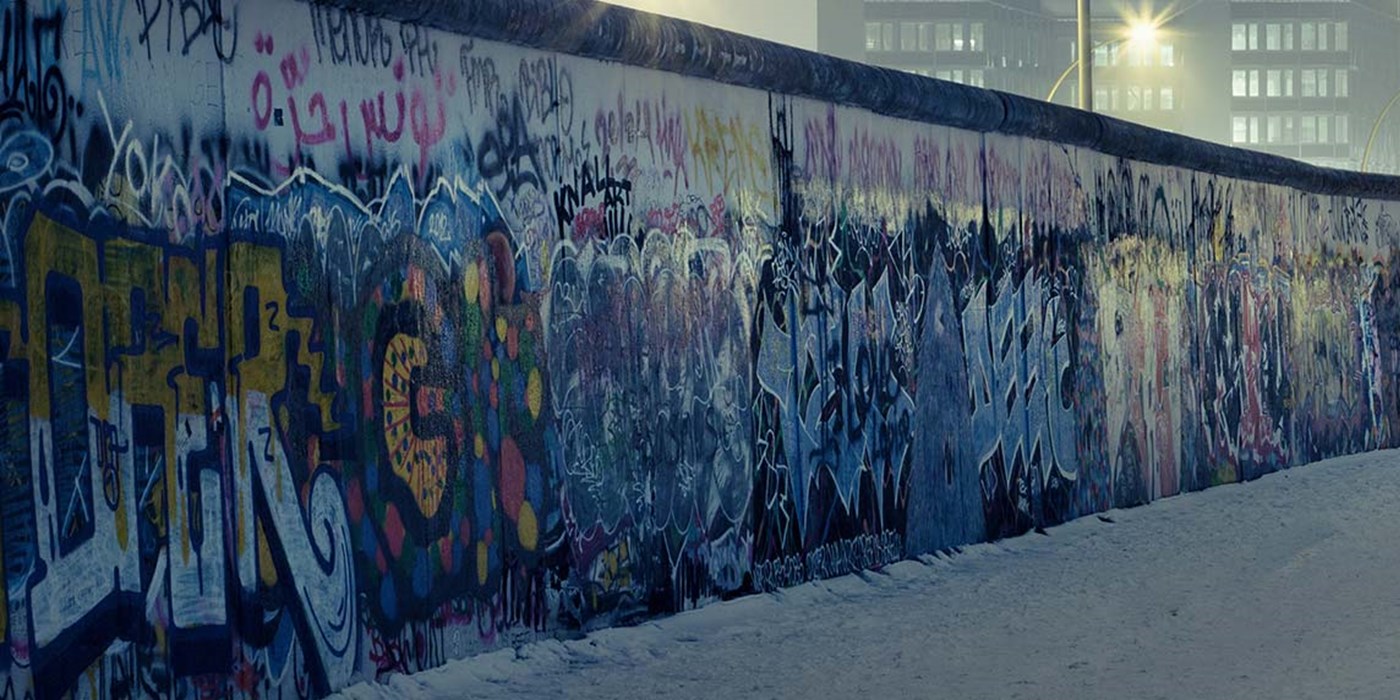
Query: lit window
866,22,883,51
971,23,984,51
1249,69,1260,97
918,22,934,52
952,23,964,51
1232,23,1247,51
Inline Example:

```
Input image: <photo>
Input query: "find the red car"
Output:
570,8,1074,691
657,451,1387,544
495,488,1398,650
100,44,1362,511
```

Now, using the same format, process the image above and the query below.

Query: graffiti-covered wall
1,0,1399,696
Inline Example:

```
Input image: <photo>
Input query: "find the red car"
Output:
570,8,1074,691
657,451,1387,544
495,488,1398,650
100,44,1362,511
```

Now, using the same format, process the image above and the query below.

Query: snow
333,449,1400,699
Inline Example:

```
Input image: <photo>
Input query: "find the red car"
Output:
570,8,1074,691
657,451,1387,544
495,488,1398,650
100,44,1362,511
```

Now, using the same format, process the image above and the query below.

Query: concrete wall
1,0,1398,696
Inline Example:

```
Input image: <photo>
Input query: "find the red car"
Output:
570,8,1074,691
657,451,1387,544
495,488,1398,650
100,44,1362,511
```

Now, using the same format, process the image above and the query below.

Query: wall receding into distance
2,0,1400,696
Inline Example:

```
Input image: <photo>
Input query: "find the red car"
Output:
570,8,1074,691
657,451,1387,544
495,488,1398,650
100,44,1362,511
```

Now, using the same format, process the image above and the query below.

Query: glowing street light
1046,19,1161,105
1127,20,1159,47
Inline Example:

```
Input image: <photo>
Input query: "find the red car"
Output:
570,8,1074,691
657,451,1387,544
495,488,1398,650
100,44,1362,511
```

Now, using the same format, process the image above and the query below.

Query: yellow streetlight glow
1127,21,1159,46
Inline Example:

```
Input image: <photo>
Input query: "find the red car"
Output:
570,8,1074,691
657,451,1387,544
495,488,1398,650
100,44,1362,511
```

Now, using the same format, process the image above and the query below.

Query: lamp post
1048,21,1160,107
1359,90,1400,173
1077,0,1092,110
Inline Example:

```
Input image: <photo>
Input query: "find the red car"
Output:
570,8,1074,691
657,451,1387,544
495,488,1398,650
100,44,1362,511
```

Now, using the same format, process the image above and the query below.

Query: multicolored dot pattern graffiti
0,0,1398,697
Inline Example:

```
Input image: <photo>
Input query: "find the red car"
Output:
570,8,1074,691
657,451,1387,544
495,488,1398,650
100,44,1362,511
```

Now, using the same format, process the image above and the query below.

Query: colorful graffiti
0,0,1397,697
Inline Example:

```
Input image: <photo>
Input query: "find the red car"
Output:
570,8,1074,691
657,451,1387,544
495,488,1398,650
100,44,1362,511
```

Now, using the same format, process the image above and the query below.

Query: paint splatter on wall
0,0,1397,697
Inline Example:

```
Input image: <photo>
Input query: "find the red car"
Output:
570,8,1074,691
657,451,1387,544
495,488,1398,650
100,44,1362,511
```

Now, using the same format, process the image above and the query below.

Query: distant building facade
823,0,1400,172
1228,0,1400,171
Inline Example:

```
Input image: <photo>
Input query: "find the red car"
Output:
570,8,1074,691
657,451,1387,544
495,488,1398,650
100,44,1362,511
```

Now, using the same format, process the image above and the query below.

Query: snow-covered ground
334,450,1400,699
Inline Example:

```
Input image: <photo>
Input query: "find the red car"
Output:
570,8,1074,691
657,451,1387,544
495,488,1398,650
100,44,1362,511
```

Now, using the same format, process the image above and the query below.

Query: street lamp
1047,20,1160,106
1359,90,1400,173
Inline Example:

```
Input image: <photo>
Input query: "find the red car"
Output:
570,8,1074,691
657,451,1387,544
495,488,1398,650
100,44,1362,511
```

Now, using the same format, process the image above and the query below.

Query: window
971,23,983,51
1284,23,1294,51
1267,115,1281,143
1283,69,1295,96
1127,86,1140,111
1302,69,1316,97
901,23,917,51
1337,69,1348,97
1318,22,1328,51
1284,116,1296,143
1128,43,1142,67
1249,23,1259,50
1250,116,1260,143
935,69,951,81
1301,115,1316,143
1144,87,1154,111
1336,22,1348,52
1337,115,1349,143
1093,44,1109,66
866,22,882,51
952,23,964,51
1094,87,1109,110
935,23,951,51
1110,87,1120,111
882,23,895,51
1233,69,1249,97
1267,70,1281,97
969,69,984,87
951,69,964,83
1249,69,1260,97
1266,24,1280,51
1233,116,1249,143
1319,115,1329,143
918,22,934,52
1160,43,1175,66
1301,22,1315,50
1319,69,1329,97
1160,86,1174,110
1232,23,1248,50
